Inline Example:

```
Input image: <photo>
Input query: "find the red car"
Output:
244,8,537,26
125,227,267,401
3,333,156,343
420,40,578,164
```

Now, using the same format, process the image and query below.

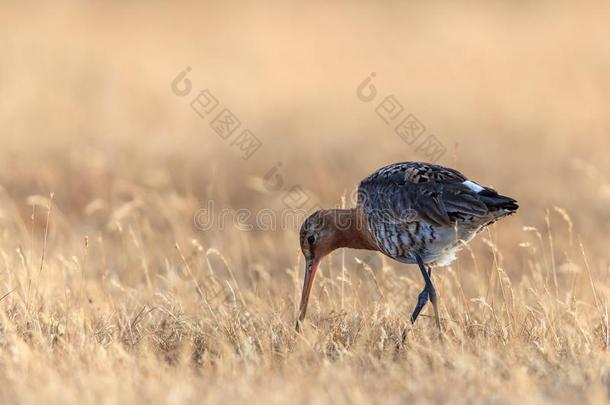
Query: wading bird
296,161,518,332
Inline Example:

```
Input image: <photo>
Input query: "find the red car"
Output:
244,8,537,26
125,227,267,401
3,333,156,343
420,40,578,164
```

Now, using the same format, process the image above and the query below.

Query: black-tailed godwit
296,161,518,332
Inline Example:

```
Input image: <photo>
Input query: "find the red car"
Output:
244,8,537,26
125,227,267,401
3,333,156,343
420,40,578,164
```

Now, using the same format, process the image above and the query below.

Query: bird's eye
307,235,316,245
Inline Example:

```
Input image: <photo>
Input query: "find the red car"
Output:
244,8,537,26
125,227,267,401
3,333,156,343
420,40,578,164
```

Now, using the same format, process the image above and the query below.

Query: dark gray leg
410,255,442,331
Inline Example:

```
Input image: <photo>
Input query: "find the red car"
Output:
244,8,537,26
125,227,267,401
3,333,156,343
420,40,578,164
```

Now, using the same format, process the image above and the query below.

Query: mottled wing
362,161,466,184
358,162,489,227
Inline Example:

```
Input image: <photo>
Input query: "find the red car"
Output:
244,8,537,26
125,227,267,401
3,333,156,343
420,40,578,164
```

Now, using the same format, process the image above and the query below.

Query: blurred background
1,2,610,403
1,0,608,295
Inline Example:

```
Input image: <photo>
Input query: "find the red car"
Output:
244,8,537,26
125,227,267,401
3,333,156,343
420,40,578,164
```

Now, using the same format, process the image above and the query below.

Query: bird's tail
478,189,519,214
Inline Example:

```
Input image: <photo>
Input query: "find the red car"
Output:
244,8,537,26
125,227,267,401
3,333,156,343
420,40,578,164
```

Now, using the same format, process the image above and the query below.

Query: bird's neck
324,208,377,252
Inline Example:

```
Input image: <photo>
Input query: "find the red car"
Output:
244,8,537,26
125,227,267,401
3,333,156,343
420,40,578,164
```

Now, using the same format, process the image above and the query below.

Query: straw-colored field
1,1,609,404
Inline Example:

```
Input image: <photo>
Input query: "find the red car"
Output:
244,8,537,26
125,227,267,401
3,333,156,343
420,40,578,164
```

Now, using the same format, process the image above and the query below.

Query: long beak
296,258,319,330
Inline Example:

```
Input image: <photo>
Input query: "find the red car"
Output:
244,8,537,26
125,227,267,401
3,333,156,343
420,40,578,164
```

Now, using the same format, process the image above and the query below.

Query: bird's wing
361,161,467,184
358,162,489,227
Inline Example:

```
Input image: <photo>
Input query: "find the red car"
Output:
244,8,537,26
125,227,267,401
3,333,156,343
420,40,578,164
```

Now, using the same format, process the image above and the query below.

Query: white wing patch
463,180,484,193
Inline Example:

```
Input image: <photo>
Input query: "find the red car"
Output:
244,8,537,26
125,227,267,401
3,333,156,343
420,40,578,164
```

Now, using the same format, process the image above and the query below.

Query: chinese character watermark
356,72,446,162
171,66,262,160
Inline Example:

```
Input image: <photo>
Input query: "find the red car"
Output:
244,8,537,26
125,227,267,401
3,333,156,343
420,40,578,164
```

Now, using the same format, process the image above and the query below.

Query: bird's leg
410,256,431,323
410,255,442,332
427,266,442,332
410,286,429,324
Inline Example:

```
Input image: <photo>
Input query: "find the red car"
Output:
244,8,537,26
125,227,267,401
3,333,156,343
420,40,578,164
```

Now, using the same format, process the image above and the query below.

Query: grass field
0,1,609,403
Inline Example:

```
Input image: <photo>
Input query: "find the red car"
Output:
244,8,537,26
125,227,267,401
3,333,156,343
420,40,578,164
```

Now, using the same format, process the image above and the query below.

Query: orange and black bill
296,258,319,330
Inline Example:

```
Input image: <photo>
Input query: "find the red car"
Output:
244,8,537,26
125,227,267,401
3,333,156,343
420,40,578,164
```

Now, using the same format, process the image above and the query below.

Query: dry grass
0,1,609,404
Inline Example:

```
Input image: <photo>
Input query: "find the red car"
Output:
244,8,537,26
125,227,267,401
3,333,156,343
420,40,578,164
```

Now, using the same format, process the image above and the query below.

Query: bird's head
297,209,350,325
295,208,374,329
299,210,337,265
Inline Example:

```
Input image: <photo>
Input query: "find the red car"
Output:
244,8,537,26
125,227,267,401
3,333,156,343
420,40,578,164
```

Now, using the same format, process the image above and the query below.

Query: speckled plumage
357,162,518,266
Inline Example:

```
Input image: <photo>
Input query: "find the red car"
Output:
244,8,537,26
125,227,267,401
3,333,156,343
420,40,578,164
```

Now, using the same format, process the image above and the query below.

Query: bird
296,161,518,333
